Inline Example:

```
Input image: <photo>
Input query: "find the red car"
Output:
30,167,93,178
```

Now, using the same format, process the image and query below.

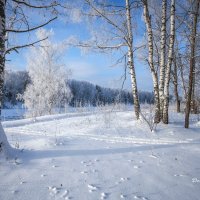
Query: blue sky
6,5,153,92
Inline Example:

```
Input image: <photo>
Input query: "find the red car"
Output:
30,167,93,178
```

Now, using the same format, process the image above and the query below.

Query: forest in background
3,70,155,108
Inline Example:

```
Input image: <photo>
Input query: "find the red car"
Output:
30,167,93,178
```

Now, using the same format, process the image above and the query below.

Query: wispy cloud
66,60,99,80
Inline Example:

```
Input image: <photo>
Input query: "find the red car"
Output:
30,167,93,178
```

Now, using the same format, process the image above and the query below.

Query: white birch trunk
143,0,160,123
159,0,167,118
0,0,13,158
125,0,140,120
163,0,175,124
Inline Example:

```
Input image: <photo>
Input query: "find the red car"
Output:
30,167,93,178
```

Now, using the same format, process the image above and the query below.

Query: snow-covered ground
1,109,200,200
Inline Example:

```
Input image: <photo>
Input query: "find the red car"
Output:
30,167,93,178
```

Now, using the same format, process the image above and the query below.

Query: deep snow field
0,108,200,200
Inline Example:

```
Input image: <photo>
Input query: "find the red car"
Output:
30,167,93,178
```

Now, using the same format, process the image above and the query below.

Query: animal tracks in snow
134,195,149,200
48,186,72,199
80,159,100,175
88,184,98,192
11,190,18,194
115,177,131,185
120,177,130,182
100,192,109,199
133,165,141,169
80,171,88,174
60,190,69,199
174,174,187,177
48,186,60,195
120,194,127,199
52,165,59,168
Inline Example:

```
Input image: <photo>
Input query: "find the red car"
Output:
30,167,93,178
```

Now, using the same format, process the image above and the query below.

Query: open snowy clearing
1,110,200,200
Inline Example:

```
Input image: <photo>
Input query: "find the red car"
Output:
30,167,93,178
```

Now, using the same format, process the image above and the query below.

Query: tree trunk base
0,123,14,159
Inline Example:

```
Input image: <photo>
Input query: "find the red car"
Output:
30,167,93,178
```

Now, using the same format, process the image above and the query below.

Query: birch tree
125,0,140,119
142,0,160,123
77,0,141,119
162,0,175,124
159,0,167,119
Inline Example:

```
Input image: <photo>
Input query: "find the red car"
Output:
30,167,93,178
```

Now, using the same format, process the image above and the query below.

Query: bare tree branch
5,37,48,54
6,17,57,33
12,0,58,9
85,0,127,37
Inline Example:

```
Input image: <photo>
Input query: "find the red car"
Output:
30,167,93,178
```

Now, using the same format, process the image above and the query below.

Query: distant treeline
3,70,154,108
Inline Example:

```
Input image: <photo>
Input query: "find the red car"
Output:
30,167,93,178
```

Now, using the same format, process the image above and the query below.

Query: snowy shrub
140,104,157,132
23,29,72,117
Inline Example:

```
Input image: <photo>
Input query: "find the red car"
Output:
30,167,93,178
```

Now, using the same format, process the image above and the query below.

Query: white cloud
66,60,99,80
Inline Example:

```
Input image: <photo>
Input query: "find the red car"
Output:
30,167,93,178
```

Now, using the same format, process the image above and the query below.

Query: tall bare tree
80,0,141,119
159,0,167,119
185,0,199,128
126,0,140,119
142,0,161,123
163,0,175,124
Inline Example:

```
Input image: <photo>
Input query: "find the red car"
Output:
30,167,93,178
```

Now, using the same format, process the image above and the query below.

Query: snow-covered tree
23,29,72,117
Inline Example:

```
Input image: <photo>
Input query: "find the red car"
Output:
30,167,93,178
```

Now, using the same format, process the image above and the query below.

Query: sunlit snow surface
1,110,200,200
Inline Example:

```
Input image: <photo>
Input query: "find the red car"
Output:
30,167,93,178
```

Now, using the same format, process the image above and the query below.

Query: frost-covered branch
5,37,48,54
6,17,57,33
